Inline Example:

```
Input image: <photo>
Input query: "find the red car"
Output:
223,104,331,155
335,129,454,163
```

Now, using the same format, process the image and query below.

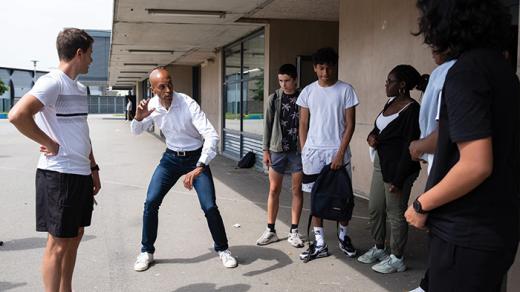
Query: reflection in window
242,79,264,135
223,31,264,134
243,34,264,79
225,82,241,131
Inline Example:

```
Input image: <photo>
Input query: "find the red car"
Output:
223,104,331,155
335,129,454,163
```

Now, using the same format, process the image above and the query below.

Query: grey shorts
270,151,303,174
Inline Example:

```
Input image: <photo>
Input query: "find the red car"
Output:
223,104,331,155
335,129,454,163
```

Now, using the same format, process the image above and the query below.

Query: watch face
413,200,421,213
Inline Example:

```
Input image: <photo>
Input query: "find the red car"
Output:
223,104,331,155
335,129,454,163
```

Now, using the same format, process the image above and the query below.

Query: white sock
339,224,348,241
313,227,325,247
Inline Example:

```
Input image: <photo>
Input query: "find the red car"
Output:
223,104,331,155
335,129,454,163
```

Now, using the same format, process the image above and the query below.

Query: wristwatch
196,162,206,168
413,198,427,214
91,164,100,172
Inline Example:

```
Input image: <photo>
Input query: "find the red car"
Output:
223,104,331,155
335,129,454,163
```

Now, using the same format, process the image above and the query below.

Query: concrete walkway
0,114,506,291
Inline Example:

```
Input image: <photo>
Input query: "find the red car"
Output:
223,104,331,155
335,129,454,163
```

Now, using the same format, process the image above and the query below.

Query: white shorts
301,147,352,192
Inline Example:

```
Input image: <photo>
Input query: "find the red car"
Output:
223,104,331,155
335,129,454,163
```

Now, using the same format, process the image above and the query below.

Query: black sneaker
338,235,357,257
299,243,329,262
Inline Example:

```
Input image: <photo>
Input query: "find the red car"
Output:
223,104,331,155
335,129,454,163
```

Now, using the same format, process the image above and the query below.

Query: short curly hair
415,0,512,57
56,28,94,61
312,47,338,66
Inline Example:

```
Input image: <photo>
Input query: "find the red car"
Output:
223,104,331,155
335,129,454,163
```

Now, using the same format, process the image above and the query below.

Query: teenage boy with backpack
257,64,304,248
297,47,359,261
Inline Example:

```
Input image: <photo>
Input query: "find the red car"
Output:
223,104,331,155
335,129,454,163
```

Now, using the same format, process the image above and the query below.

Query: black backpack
310,164,354,221
237,151,256,168
302,164,354,263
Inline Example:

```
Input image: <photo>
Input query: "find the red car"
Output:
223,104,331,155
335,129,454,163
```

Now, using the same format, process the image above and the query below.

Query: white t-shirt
29,70,91,175
296,80,359,151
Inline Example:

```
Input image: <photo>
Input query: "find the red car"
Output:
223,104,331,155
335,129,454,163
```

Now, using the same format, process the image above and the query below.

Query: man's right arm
130,98,155,135
8,94,59,155
299,106,310,150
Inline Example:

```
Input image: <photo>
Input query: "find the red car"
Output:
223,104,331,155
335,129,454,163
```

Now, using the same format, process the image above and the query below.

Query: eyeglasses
385,79,399,85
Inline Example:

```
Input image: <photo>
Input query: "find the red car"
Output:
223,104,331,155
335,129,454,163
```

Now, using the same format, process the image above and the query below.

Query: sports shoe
338,235,357,258
299,243,329,262
357,245,389,264
218,250,238,268
287,229,304,248
409,287,426,292
256,228,279,246
134,252,153,272
371,254,406,274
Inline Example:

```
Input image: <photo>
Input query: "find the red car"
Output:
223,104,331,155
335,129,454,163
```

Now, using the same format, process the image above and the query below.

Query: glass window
222,30,265,159
242,79,264,135
225,43,241,81
243,34,264,79
224,82,240,131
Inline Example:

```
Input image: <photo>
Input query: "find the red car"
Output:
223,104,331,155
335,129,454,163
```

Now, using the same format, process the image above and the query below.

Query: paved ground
0,115,517,292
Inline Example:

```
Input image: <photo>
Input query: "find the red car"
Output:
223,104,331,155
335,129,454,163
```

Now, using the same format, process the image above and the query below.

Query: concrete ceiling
109,0,339,87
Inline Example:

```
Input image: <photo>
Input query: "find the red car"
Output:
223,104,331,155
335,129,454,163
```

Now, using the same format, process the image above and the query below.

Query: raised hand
134,98,155,121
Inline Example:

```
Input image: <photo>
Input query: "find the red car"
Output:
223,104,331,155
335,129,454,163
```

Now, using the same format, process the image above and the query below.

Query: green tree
0,80,7,96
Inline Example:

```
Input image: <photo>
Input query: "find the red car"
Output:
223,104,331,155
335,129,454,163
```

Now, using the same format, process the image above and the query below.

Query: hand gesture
388,184,400,193
405,204,428,230
367,133,378,148
331,150,344,170
92,169,101,195
40,140,60,156
409,140,422,161
134,98,155,121
263,151,271,168
183,167,204,190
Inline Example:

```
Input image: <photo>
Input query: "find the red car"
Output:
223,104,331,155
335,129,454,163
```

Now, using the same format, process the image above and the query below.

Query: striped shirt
29,70,91,175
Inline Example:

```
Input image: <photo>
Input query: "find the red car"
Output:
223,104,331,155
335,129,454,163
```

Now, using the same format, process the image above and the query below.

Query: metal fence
88,96,126,114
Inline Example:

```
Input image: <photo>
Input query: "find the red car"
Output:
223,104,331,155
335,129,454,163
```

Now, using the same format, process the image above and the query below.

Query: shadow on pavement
155,245,292,277
173,283,250,292
211,156,429,291
0,282,27,291
0,235,96,251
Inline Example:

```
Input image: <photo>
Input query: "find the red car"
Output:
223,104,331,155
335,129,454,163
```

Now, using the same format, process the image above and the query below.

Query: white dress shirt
131,92,219,165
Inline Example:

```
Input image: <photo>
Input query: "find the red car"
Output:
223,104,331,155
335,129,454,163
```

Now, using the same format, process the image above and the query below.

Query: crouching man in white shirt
131,67,237,271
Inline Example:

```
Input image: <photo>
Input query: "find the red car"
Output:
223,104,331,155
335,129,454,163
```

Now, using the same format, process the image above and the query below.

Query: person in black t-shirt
405,1,520,291
258,64,305,248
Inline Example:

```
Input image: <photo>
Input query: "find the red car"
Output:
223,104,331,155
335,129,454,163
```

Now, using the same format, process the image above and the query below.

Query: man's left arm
332,106,356,170
89,147,101,195
405,137,492,228
183,101,219,190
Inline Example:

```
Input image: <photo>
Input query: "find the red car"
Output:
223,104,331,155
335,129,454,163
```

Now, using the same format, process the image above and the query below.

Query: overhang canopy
109,0,339,87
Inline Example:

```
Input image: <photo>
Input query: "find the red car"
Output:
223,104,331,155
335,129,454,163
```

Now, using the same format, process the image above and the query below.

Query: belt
165,148,202,157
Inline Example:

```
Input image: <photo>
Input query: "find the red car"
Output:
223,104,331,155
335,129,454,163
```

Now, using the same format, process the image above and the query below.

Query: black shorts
428,234,518,292
36,169,94,238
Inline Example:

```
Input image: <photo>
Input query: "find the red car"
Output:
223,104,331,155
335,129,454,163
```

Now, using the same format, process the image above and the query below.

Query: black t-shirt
280,92,299,152
426,48,520,251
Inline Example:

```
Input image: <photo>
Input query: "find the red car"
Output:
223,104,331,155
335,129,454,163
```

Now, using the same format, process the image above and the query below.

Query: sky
0,0,113,71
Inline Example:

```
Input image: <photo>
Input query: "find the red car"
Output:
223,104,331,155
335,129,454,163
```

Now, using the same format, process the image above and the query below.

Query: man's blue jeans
141,150,229,253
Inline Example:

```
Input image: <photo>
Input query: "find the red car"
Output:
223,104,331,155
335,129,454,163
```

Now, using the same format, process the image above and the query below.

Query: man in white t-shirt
297,47,359,261
8,28,100,292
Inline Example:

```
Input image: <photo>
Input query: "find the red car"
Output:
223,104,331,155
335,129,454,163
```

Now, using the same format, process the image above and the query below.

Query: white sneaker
371,254,406,274
287,229,304,248
133,252,153,272
357,245,388,264
219,250,238,268
409,287,426,292
256,228,279,246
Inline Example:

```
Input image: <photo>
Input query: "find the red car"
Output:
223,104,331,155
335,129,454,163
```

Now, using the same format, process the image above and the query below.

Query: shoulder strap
271,91,278,113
